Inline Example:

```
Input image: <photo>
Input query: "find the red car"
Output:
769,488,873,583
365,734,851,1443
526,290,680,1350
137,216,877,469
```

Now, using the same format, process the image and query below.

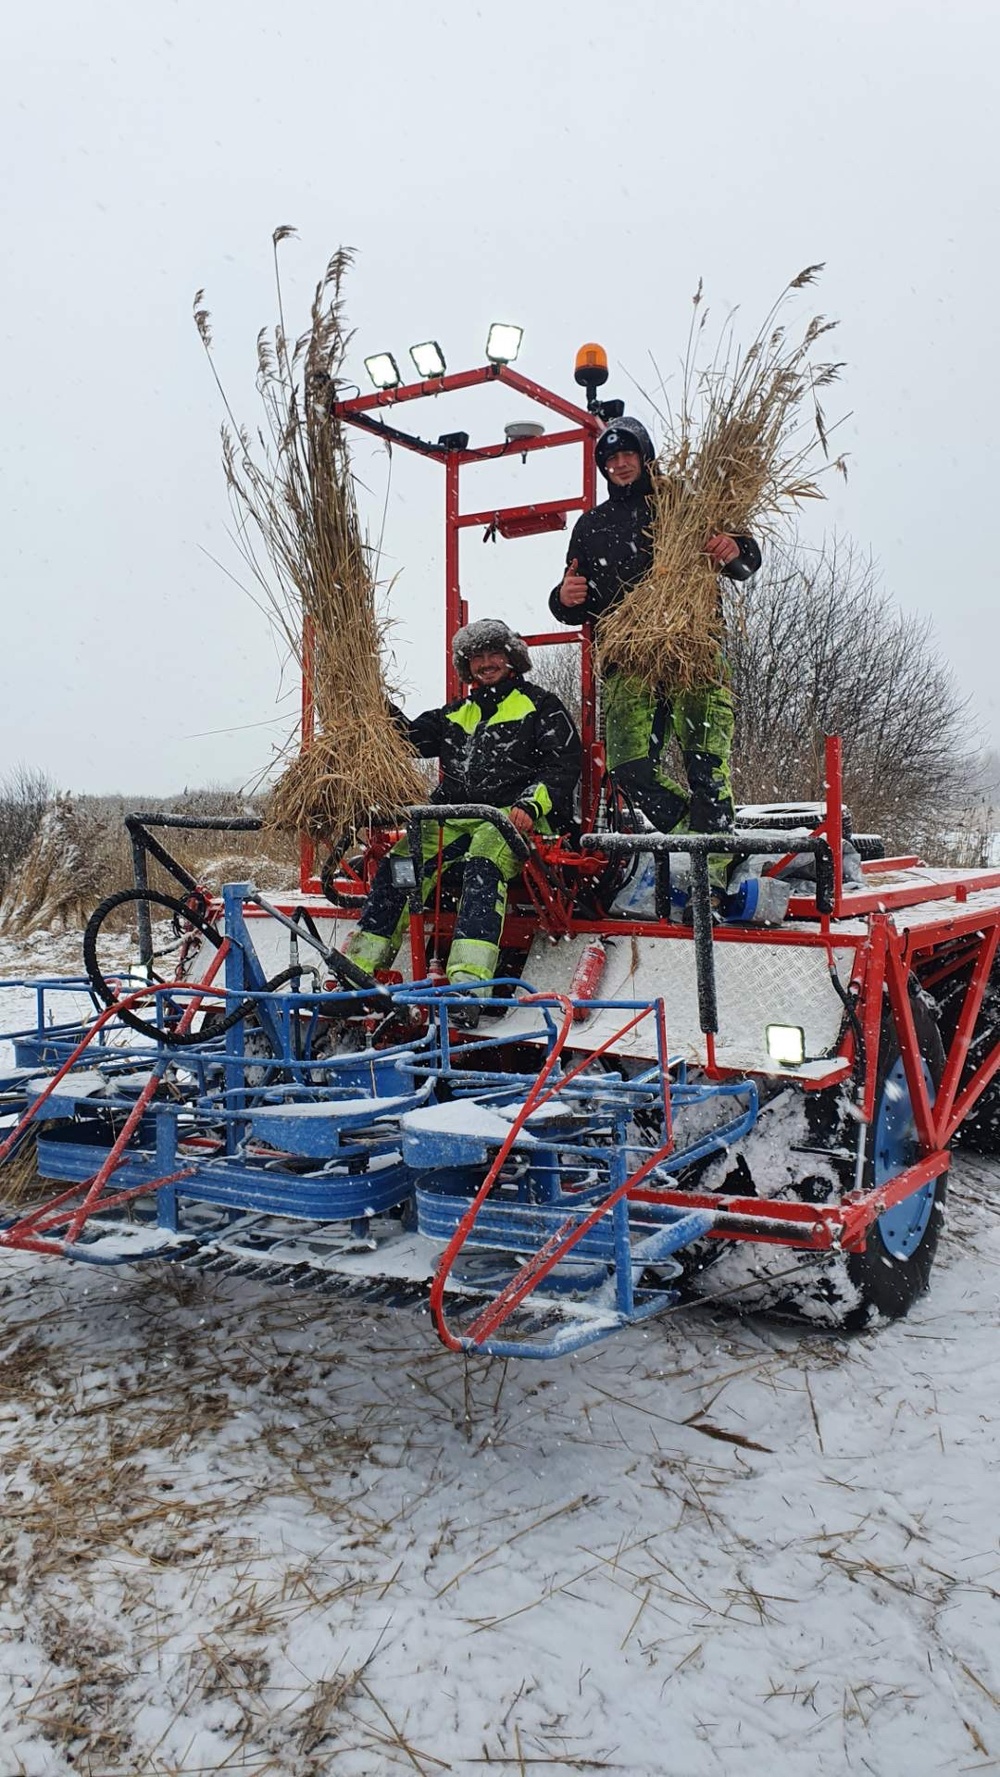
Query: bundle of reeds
195,232,425,839
597,266,846,692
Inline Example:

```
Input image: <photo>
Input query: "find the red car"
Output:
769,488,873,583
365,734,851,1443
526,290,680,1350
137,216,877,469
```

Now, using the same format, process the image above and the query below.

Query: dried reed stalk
598,266,847,692
194,232,424,839
0,1128,41,1207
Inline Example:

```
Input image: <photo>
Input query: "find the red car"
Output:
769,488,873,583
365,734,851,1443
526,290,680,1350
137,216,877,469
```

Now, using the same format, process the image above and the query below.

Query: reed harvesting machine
2,344,1000,1357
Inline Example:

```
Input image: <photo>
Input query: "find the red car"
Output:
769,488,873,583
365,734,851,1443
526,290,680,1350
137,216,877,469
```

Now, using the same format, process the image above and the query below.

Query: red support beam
932,922,1000,1140
455,494,590,531
883,927,938,1150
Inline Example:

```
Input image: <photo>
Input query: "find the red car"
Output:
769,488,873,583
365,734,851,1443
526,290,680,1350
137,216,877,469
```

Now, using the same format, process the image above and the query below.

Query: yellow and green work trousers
344,814,544,987
604,671,735,891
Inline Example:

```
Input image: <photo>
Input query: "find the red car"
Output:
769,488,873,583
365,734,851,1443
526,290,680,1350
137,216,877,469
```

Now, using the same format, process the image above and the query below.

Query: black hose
827,964,866,1088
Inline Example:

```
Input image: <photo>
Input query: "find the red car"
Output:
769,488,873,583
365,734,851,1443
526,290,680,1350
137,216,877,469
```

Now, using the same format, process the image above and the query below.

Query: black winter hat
595,416,655,476
452,618,532,680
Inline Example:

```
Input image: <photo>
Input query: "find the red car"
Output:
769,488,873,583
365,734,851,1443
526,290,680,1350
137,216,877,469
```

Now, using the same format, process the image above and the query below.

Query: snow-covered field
2,938,999,1776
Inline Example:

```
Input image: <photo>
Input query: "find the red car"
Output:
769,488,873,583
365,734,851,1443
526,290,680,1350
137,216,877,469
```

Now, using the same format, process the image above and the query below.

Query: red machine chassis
6,357,994,1294
298,360,1000,1264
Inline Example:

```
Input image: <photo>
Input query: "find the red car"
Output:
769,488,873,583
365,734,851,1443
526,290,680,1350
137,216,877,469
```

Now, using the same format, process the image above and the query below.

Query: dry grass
0,790,299,938
195,231,425,844
0,1128,43,1209
598,266,847,692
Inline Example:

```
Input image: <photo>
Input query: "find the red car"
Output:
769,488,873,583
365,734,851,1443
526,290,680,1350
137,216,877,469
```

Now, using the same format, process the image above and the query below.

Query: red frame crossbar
299,362,603,892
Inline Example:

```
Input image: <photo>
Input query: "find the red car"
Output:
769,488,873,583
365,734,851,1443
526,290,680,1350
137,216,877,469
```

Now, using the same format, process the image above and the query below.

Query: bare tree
528,642,583,724
724,538,976,852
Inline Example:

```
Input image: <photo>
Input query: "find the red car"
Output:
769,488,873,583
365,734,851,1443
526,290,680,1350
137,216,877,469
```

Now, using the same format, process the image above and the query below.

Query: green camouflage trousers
604,671,735,890
344,814,538,985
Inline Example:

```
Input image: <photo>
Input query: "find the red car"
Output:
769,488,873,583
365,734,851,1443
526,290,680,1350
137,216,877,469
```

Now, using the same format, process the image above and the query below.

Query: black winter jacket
548,474,761,629
394,675,581,830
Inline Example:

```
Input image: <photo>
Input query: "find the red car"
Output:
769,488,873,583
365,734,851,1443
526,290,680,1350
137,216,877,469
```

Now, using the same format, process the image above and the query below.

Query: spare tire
852,833,886,862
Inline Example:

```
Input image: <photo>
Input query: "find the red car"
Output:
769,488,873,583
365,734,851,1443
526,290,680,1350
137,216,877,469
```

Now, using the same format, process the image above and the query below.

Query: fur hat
451,618,532,680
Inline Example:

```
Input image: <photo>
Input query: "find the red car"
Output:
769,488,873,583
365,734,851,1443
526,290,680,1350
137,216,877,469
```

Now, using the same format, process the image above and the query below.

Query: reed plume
598,266,847,691
195,233,424,840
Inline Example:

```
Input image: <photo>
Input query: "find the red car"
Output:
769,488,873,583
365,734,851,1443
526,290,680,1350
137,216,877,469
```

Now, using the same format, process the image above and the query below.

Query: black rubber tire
86,887,390,1049
810,996,946,1330
735,804,855,840
589,777,644,913
841,1001,946,1325
743,995,947,1331
84,888,225,1046
851,833,886,862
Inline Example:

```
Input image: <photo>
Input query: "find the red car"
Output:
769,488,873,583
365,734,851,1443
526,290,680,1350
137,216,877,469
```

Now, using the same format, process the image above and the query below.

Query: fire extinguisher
427,955,448,988
568,937,607,1021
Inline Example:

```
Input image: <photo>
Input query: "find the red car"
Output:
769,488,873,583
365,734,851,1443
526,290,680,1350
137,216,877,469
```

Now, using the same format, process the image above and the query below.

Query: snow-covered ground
2,938,999,1776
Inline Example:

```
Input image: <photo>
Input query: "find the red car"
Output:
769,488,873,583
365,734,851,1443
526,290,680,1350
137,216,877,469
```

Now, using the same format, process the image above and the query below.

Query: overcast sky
3,0,998,794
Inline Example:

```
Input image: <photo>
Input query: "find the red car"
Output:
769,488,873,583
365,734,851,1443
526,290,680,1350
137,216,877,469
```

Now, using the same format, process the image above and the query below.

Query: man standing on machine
548,417,760,894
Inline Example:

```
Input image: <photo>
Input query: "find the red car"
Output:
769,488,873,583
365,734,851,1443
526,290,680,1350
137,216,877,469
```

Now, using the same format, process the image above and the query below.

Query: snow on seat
249,1092,425,1159
25,1068,149,1118
400,1096,578,1169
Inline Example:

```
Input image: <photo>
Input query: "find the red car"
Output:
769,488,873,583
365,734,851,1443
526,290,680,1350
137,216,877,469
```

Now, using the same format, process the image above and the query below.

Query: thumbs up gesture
559,558,589,607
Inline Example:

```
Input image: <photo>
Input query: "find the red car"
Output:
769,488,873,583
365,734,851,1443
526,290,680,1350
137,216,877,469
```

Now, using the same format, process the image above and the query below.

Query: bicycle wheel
83,888,224,1046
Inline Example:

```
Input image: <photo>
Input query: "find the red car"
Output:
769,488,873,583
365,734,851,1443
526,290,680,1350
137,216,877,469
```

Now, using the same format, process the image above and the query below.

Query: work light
765,1024,806,1067
390,855,417,890
364,352,401,391
410,340,446,379
486,323,523,365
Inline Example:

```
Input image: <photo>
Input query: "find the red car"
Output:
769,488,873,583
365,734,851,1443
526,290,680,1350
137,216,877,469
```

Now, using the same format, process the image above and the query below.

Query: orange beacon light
574,342,609,388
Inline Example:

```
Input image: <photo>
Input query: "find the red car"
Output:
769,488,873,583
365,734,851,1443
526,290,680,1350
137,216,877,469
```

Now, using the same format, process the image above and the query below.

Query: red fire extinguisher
568,938,607,1021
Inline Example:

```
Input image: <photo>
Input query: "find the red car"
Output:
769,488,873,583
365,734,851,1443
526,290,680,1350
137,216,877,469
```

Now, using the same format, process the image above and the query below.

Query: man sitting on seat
344,619,581,1020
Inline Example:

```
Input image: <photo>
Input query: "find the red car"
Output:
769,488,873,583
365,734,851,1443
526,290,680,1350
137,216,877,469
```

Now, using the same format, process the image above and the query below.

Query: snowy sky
3,0,998,795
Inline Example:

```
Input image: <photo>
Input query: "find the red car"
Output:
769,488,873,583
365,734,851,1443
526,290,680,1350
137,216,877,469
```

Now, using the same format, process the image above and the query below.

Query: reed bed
598,266,846,691
0,1128,42,1208
0,791,298,938
195,232,424,843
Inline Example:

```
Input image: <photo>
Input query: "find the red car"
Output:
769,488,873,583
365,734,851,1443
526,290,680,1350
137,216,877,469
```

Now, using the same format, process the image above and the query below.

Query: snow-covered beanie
594,416,655,477
451,619,532,680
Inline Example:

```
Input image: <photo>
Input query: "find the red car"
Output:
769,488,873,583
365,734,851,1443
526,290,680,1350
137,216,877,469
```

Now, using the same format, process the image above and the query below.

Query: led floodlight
364,352,401,391
390,855,418,889
486,323,523,365
410,340,446,379
765,1024,806,1068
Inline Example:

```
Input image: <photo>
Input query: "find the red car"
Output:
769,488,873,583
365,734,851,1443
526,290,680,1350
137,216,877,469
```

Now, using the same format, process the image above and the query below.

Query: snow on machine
3,346,1000,1357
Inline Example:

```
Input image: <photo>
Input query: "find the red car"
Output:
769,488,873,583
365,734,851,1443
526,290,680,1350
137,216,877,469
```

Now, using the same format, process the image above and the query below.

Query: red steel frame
8,374,1000,1276
293,359,1000,1260
299,363,602,892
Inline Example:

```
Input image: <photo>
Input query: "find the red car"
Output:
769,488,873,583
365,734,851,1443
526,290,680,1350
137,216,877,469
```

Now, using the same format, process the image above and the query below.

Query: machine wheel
84,888,315,1047
84,888,225,1046
589,776,645,913
756,996,946,1331
841,1003,946,1327
734,803,855,839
